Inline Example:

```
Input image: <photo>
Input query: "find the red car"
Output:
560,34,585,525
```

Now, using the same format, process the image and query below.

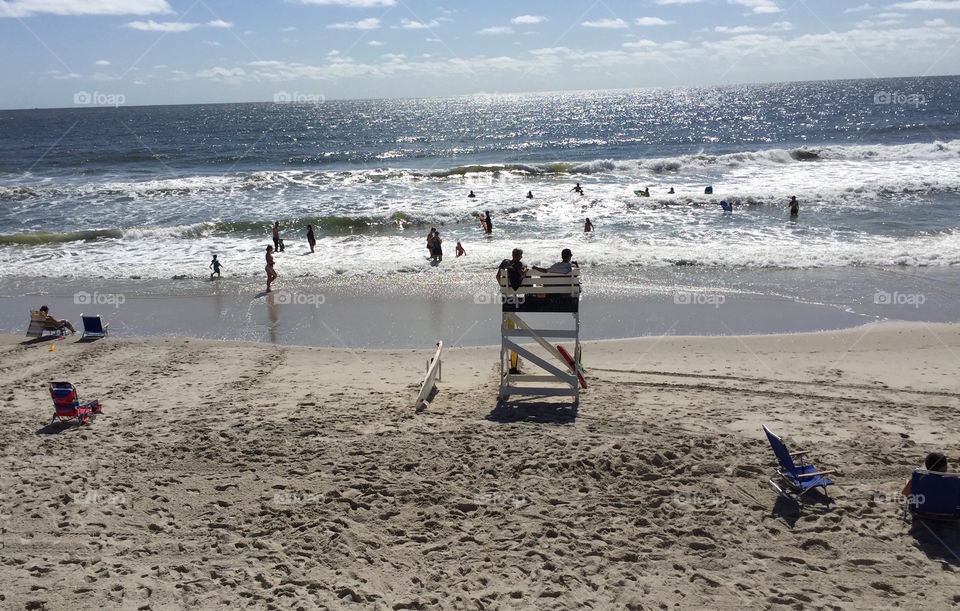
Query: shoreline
3,265,959,348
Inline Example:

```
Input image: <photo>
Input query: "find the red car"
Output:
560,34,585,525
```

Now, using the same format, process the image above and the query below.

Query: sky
0,0,958,109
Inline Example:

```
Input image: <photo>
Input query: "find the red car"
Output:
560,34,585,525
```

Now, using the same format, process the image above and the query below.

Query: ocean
1,76,958,344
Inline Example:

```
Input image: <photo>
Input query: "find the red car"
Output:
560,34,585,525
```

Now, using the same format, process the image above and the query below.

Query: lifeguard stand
498,268,582,401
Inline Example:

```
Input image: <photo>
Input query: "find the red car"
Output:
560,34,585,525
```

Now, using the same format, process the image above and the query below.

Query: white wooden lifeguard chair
498,267,582,402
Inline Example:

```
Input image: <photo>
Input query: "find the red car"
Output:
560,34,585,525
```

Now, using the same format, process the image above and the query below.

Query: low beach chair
762,424,835,502
907,470,960,521
80,314,109,339
26,310,65,338
50,381,102,426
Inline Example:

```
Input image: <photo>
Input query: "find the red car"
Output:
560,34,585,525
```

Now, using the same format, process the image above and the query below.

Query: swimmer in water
456,241,466,257
572,182,584,195
526,191,533,199
584,217,594,233
468,190,476,198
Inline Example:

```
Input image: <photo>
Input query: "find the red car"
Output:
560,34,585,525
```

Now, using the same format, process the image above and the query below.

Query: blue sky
1,0,958,108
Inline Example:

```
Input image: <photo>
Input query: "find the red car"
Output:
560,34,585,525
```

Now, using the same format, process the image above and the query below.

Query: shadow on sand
486,397,578,424
909,517,960,565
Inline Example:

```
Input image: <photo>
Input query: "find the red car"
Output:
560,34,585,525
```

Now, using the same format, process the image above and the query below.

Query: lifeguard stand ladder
498,268,581,402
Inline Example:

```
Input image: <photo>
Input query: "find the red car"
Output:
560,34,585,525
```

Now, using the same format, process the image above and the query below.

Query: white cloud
893,0,960,8
296,0,395,6
126,19,230,32
478,26,513,35
729,0,781,14
0,0,172,18
844,3,873,13
327,17,380,30
282,26,296,32
715,25,756,33
925,17,948,24
635,17,674,26
127,20,200,32
511,15,546,25
195,66,246,80
622,39,657,49
367,39,384,46
397,18,440,29
95,59,111,66
655,0,703,4
582,18,628,29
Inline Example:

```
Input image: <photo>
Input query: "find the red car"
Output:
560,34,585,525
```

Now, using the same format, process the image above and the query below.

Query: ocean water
1,76,959,288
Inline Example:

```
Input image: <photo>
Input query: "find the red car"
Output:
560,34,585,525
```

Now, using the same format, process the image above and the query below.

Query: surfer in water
526,191,534,199
668,187,675,194
789,196,799,219
306,224,316,253
584,218,594,233
572,182,584,195
468,190,476,199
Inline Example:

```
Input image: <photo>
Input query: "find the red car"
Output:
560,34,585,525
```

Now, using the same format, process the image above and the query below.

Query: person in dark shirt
497,248,527,290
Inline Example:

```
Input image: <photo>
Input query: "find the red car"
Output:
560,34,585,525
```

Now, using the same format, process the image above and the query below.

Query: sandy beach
1,321,959,609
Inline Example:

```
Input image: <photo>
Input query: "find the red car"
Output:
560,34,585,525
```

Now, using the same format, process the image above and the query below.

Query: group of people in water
247,184,802,292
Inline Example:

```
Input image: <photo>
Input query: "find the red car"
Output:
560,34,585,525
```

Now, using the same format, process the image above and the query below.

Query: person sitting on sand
584,217,594,233
307,224,316,253
526,191,534,199
38,305,75,334
456,241,466,257
265,245,278,292
468,190,476,199
534,248,578,275
497,248,527,290
209,254,223,279
902,452,949,497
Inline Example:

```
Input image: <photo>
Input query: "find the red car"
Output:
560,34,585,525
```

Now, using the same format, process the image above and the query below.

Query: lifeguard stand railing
498,268,581,401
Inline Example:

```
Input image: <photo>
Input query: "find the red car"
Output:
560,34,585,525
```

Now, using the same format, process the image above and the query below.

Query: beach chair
762,425,835,502
26,310,65,338
49,382,102,426
907,470,960,521
80,314,109,339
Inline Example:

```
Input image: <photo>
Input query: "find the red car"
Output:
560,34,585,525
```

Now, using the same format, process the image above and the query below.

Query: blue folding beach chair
762,425,835,502
80,314,109,339
907,470,960,521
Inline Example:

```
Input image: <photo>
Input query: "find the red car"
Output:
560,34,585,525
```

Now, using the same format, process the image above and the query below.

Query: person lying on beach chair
37,305,75,335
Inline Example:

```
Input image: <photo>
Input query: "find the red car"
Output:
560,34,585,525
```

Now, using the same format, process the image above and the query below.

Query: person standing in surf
209,254,224,279
427,228,436,258
272,221,281,252
431,231,443,262
265,245,278,292
789,196,799,219
482,211,493,234
456,241,466,257
306,224,316,253
572,182,584,195
584,218,594,233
